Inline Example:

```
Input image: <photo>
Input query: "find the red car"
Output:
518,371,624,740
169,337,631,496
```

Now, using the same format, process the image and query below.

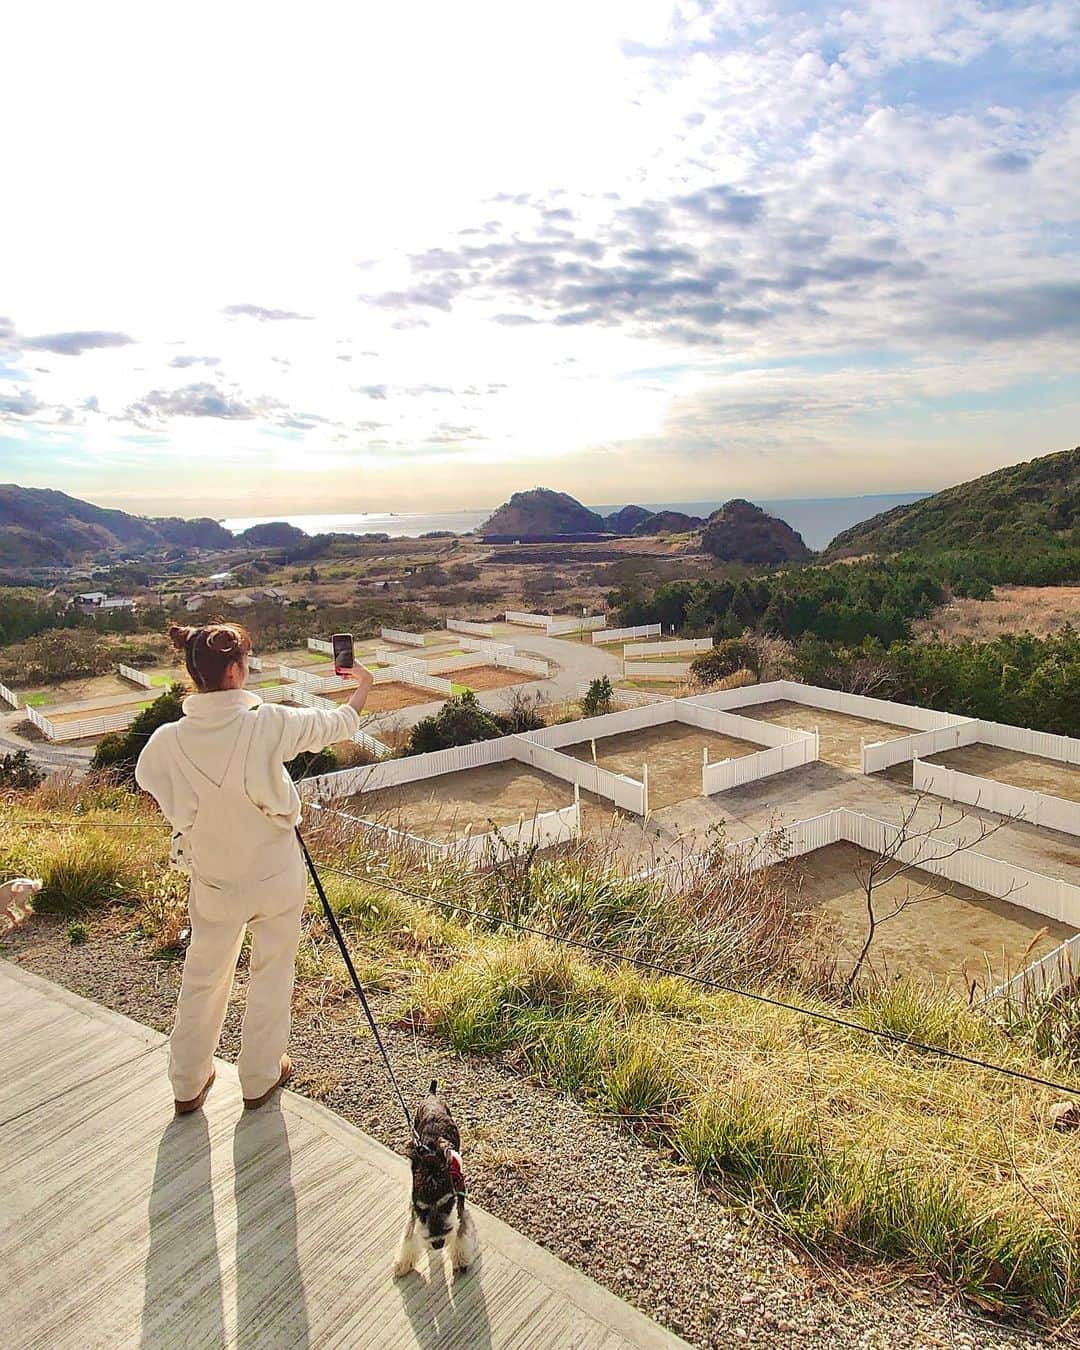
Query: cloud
125,382,281,421
221,303,313,321
0,388,42,416
169,354,222,369
21,330,135,355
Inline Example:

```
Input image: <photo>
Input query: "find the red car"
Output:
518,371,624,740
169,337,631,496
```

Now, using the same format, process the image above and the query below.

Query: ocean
222,492,928,552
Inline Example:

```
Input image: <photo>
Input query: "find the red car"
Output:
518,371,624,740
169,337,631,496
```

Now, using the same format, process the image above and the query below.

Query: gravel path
3,913,1064,1350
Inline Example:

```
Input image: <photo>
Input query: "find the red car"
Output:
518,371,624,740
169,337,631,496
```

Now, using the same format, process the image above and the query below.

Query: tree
581,676,614,717
404,691,502,756
690,640,759,687
844,795,1017,996
0,749,43,791
93,684,185,783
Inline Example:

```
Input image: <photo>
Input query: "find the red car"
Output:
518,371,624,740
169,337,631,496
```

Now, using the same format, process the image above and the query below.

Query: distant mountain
825,447,1080,558
630,509,703,536
0,484,235,566
605,504,653,534
700,499,812,564
480,489,606,538
234,521,310,548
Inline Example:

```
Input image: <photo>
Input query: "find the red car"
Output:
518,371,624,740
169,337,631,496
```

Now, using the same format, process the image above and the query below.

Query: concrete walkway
0,961,686,1350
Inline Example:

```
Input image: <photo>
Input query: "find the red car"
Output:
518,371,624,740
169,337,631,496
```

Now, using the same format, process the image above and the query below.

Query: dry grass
914,586,1080,643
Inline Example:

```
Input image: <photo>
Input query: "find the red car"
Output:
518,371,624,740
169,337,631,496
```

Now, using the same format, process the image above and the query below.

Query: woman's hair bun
207,628,242,654
167,623,196,650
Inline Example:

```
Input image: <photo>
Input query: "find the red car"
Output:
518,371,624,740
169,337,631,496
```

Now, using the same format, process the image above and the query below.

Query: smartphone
331,632,354,674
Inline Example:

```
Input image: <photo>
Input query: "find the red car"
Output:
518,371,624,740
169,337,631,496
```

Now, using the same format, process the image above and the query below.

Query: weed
67,922,88,946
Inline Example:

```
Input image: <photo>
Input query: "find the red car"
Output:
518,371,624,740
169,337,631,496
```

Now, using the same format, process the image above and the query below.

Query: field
786,841,1077,991
925,743,1080,804
732,700,910,770
320,683,433,713
914,584,1080,642
561,722,766,808
451,664,532,691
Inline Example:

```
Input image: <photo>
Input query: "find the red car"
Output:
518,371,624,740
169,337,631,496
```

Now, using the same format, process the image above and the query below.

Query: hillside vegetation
826,445,1079,557
3,782,1080,1326
700,498,811,563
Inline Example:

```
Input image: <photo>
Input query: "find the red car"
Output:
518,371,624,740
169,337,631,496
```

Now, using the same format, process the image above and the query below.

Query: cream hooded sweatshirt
135,689,360,845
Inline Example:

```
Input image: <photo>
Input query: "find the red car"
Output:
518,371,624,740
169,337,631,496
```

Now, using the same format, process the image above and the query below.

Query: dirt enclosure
455,664,533,692
340,761,616,841
732,701,911,771
320,683,435,714
785,841,1076,991
561,721,766,809
925,743,1080,804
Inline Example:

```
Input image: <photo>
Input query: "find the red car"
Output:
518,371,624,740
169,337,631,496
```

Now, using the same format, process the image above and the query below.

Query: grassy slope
2,790,1078,1322
825,446,1080,557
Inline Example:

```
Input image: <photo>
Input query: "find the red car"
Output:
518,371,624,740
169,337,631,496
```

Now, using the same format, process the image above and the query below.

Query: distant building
101,596,137,610
74,591,108,607
207,571,236,588
185,593,212,612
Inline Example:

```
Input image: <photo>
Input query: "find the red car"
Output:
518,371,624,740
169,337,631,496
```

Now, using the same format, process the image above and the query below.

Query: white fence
977,719,1080,766
510,735,647,815
117,663,154,689
302,736,517,801
914,759,1080,838
25,702,140,743
495,652,550,678
352,729,393,759
592,623,661,645
575,681,670,708
622,660,692,682
504,610,550,628
862,720,978,774
381,627,427,648
523,701,673,748
991,935,1080,1004
548,615,607,637
0,681,20,709
623,637,712,659
459,637,515,661
447,618,496,638
375,647,425,669
278,665,352,692
461,801,582,865
703,736,819,794
307,638,333,655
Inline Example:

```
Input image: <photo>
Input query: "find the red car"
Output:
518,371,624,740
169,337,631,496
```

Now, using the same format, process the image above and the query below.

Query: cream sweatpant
169,858,307,1102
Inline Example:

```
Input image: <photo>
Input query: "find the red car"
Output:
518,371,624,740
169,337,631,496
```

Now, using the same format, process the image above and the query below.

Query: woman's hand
344,663,374,713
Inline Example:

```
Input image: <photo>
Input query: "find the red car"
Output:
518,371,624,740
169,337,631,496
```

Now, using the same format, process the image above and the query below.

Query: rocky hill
604,504,653,534
825,446,1079,557
0,484,235,566
700,499,811,564
480,489,606,537
631,509,703,536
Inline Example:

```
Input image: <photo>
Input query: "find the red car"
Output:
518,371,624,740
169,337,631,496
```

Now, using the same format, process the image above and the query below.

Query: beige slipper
174,1069,216,1116
243,1056,293,1111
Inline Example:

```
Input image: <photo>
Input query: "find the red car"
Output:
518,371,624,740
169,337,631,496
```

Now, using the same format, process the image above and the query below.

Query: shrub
404,691,502,755
494,689,545,735
580,676,614,717
286,747,337,780
690,639,759,686
34,833,139,915
92,684,185,782
0,749,43,791
67,922,88,946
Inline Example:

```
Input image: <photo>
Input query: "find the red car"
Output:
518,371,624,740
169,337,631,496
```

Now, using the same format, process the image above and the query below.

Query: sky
1,0,1077,519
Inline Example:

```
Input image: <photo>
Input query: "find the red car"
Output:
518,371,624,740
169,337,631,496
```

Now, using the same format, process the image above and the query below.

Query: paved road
1,960,687,1350
0,710,94,774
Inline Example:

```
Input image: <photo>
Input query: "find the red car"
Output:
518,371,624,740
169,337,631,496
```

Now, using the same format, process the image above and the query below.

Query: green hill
825,446,1080,558
0,484,235,566
480,488,606,537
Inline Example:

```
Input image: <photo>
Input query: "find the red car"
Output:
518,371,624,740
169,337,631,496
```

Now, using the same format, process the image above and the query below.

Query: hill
480,489,606,538
0,485,235,566
825,446,1080,558
604,504,653,534
700,498,811,564
630,509,702,536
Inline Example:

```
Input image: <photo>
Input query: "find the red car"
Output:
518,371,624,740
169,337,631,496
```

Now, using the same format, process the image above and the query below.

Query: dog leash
295,827,418,1143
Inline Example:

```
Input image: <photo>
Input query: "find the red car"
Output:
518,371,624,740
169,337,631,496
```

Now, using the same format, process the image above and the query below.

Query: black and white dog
394,1081,479,1277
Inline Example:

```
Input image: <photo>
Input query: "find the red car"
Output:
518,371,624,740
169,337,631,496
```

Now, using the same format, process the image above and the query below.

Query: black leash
295,828,418,1142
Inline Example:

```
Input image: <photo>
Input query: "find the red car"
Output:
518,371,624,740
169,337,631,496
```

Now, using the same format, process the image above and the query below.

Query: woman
136,622,372,1114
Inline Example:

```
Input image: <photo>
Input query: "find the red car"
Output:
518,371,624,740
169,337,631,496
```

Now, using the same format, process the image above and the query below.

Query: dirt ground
732,700,910,771
561,721,766,808
319,682,435,713
49,698,151,724
925,743,1080,804
453,664,533,691
341,760,608,840
785,841,1076,991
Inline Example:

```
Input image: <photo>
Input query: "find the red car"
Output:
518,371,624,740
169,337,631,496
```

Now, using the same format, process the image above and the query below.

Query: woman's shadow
232,1102,310,1349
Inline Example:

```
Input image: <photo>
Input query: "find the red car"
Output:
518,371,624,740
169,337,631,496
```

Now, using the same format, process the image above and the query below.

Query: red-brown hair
168,621,251,692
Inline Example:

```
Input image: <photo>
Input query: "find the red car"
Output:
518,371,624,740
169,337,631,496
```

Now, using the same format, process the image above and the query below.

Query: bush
34,833,139,915
404,691,502,755
580,676,614,717
92,684,185,783
494,689,545,736
67,922,88,946
690,640,759,686
286,747,337,780
0,749,43,791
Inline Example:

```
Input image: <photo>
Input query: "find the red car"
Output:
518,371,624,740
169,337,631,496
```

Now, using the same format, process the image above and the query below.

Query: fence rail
447,618,496,638
622,637,713,658
301,736,517,800
307,638,333,654
592,623,661,645
26,702,139,742
862,720,978,774
574,682,671,707
0,681,20,709
977,719,1080,767
548,615,607,636
380,628,427,647
503,610,550,628
703,735,818,794
117,663,154,689
621,660,692,681
914,759,1080,838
